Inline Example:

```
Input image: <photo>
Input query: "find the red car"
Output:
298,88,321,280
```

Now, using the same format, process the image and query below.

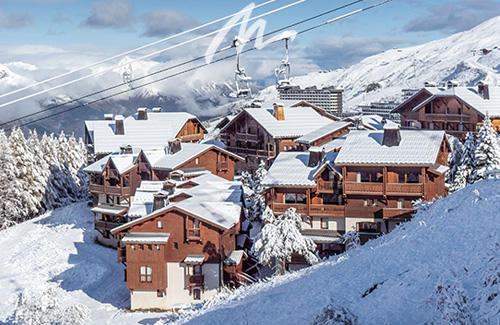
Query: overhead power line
3,0,392,131
0,0,278,100
0,0,306,110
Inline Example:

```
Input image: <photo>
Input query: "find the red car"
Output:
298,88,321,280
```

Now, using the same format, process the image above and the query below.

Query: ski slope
157,179,500,324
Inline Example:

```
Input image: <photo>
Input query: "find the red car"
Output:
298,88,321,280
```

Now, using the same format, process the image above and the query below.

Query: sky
0,0,500,118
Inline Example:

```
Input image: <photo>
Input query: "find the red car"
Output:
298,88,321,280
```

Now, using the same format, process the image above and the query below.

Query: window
321,218,328,229
397,198,404,209
373,199,378,207
356,172,361,183
139,244,144,250
195,158,199,165
156,244,160,250
131,244,136,250
157,289,164,297
157,220,163,229
283,146,287,151
357,222,380,233
193,288,201,300
147,244,152,250
363,199,370,207
284,193,306,204
407,173,419,183
193,219,200,229
140,266,152,282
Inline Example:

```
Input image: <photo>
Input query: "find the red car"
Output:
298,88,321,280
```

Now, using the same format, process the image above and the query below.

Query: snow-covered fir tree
341,226,360,251
27,130,50,209
312,300,358,325
0,130,22,228
446,134,463,186
241,160,267,222
426,277,472,324
471,112,500,182
252,207,318,275
450,132,476,192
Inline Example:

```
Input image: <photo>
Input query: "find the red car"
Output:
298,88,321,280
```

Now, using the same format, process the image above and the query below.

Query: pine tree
252,207,318,275
0,130,22,228
472,112,500,182
27,130,50,210
450,132,476,192
341,226,360,251
446,134,463,186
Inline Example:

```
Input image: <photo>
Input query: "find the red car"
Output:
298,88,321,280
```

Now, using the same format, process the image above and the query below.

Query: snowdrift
168,179,500,324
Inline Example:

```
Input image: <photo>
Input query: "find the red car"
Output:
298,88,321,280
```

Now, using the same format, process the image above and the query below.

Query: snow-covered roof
319,136,347,152
335,130,446,165
295,121,351,145
227,105,335,139
225,250,247,265
83,153,137,175
262,151,339,187
183,255,205,264
405,87,500,117
429,163,449,175
301,229,342,244
90,204,128,216
121,232,170,244
128,181,166,218
85,110,205,154
112,173,243,233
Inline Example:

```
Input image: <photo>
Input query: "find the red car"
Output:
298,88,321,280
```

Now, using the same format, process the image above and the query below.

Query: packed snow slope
254,15,500,111
0,202,167,324
164,179,500,324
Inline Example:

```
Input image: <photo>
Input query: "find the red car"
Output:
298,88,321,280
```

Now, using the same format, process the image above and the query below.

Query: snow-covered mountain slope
255,15,500,111
0,202,167,324
157,179,500,324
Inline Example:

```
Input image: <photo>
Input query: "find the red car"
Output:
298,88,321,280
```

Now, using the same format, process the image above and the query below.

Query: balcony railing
386,183,423,196
344,182,384,195
180,133,204,142
317,181,334,192
188,274,205,289
427,113,470,121
226,146,276,158
235,132,259,142
89,184,131,197
95,220,121,230
187,228,201,240
217,161,229,171
309,204,345,217
383,208,414,219
273,203,308,215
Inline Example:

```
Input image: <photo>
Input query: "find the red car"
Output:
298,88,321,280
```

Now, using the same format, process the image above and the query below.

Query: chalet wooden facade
263,126,450,258
84,143,243,246
84,107,207,160
393,83,500,138
110,173,246,310
220,102,340,171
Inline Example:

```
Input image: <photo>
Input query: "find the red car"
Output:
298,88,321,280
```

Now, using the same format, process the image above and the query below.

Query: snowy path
0,202,169,324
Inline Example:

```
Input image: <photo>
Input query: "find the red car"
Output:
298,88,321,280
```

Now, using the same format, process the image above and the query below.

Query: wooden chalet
220,101,340,172
84,142,244,247
392,83,500,138
84,107,207,161
110,173,248,310
263,125,450,258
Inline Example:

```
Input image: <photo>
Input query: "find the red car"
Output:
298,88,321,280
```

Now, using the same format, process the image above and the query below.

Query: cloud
82,0,134,29
141,9,198,37
302,36,407,70
404,0,500,33
0,10,33,29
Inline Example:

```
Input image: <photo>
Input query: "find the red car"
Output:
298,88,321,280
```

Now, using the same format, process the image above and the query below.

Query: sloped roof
296,121,351,145
225,105,335,139
112,173,243,233
121,232,170,244
262,151,339,187
319,136,347,152
85,111,205,154
335,130,446,165
128,181,166,218
83,152,137,175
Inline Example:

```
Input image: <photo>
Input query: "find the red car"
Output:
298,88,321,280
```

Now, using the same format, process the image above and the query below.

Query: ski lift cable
0,0,278,101
2,0,391,130
0,0,306,110
0,0,369,127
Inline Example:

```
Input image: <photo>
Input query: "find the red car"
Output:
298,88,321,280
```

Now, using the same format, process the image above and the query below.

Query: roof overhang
121,232,170,244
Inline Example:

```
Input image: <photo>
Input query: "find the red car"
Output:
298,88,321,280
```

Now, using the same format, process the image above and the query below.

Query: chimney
273,103,285,121
382,122,401,147
153,191,169,211
446,81,457,89
104,114,114,120
308,146,325,167
166,138,182,154
119,144,133,154
162,181,176,195
115,115,124,135
137,107,148,120
152,107,162,113
478,81,490,100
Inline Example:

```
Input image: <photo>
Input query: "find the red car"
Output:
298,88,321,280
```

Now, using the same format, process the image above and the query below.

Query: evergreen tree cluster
448,113,500,192
0,128,88,229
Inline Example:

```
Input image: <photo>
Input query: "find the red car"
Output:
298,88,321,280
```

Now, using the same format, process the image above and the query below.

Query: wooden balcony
317,180,334,193
427,113,470,122
309,204,345,217
188,274,205,289
273,203,308,215
95,220,121,230
187,228,201,241
180,133,204,142
383,208,414,219
117,247,126,263
344,182,383,195
217,161,229,171
89,183,131,197
235,132,259,142
386,183,423,196
226,146,276,158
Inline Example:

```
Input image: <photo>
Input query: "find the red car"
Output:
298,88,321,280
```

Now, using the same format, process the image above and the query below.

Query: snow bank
162,179,500,324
